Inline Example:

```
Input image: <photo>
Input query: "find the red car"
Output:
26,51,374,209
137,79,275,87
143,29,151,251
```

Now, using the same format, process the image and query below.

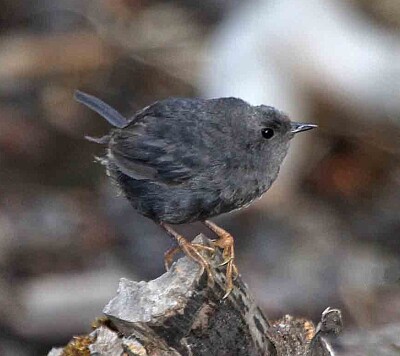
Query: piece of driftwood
48,235,341,356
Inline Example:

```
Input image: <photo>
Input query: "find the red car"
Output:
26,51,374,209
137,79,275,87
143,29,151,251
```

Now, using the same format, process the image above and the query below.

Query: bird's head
255,105,317,143
240,104,317,169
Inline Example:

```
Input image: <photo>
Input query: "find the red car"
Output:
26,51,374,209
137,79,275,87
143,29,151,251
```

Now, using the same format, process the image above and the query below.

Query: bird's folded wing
109,116,207,184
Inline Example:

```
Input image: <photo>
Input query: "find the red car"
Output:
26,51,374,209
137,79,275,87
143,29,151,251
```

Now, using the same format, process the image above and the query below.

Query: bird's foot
160,222,215,285
164,243,215,272
204,220,238,299
177,239,215,284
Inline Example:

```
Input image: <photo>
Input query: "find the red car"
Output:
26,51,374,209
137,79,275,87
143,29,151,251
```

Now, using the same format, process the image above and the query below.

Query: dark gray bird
75,90,316,297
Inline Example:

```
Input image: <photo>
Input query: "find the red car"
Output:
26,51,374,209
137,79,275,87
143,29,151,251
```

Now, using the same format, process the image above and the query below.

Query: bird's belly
113,170,221,224
111,163,278,223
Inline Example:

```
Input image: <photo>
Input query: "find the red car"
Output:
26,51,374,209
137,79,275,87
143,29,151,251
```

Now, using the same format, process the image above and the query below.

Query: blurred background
0,0,399,354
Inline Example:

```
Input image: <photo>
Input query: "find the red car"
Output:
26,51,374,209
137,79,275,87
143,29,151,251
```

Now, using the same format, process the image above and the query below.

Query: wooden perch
48,235,342,356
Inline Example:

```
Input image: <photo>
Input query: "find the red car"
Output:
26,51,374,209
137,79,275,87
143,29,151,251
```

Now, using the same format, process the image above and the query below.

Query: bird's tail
74,90,128,128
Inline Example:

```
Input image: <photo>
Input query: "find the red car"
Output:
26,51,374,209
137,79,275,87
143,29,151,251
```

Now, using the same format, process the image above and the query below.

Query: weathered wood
103,234,274,356
48,235,343,356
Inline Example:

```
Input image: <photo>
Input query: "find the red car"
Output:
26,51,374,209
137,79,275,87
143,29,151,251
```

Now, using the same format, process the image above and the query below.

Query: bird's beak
290,122,318,134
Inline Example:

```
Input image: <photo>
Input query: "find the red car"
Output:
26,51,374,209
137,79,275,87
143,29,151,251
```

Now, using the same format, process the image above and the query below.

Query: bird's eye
261,128,274,139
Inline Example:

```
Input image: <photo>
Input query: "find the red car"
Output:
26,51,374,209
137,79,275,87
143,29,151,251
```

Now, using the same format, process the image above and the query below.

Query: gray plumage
75,91,316,224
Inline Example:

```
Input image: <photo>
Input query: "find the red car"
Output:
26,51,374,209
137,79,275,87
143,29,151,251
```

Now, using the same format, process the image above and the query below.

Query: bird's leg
203,220,238,298
159,222,215,283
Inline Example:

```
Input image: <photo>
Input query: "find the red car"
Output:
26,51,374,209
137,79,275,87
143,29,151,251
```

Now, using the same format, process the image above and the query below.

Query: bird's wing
109,100,213,184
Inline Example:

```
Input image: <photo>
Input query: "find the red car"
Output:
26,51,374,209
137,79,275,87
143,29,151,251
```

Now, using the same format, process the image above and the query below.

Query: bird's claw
222,286,233,300
218,257,237,299
218,256,233,267
232,264,239,280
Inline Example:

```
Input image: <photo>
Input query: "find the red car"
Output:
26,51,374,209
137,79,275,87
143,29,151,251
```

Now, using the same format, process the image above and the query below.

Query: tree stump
48,235,342,356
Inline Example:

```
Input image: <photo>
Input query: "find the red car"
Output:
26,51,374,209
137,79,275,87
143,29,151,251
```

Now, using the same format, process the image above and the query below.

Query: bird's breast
218,163,279,213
